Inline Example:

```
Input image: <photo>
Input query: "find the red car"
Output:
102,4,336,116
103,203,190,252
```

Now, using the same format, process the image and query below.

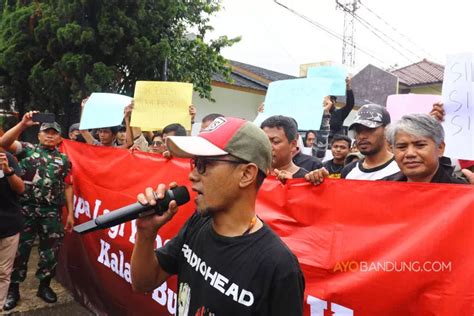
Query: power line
273,0,388,67
256,9,299,65
353,14,419,61
336,0,358,67
359,2,439,61
336,2,421,63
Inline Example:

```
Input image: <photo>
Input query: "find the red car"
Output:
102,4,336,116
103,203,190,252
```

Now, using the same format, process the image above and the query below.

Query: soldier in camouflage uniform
0,112,74,310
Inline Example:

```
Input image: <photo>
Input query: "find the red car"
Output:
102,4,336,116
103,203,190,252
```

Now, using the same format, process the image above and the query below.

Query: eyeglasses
152,141,163,146
190,157,246,175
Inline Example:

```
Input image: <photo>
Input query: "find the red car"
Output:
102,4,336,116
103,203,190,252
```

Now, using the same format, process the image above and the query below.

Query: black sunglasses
190,157,247,175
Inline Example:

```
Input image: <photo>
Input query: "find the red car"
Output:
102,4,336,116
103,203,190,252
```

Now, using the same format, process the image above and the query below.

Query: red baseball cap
167,117,272,174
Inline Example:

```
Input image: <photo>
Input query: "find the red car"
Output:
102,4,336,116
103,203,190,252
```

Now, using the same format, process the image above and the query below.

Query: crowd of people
1,79,473,314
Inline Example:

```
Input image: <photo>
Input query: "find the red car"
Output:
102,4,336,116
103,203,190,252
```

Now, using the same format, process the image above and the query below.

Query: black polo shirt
0,152,24,238
382,165,468,184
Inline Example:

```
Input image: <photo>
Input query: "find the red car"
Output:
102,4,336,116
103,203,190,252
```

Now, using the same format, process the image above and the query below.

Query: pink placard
387,94,441,122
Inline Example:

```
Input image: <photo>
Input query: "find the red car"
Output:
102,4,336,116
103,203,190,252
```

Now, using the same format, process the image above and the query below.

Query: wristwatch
4,169,15,177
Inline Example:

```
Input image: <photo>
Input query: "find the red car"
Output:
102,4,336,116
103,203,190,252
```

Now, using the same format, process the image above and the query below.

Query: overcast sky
207,0,474,76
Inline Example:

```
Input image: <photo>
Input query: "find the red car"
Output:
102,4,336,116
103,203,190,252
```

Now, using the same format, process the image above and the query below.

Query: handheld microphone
73,186,190,234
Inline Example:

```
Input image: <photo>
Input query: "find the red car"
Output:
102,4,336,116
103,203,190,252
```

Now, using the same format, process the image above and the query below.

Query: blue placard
80,93,133,130
307,66,347,96
260,78,332,130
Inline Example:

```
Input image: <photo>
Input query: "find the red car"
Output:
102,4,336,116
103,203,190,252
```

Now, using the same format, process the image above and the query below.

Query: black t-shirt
293,152,322,171
156,212,305,316
323,159,345,179
293,167,309,179
0,152,24,238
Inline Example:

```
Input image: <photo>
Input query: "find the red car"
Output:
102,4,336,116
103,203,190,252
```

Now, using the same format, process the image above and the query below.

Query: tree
0,0,239,129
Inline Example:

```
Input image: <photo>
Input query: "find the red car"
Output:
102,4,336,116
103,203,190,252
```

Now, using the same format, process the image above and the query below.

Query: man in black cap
67,123,85,143
0,112,74,310
340,104,399,180
68,123,80,141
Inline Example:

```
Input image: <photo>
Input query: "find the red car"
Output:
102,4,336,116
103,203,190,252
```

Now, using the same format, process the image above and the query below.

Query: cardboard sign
387,94,441,122
442,53,474,160
80,93,132,130
307,65,347,96
263,78,332,130
131,81,193,130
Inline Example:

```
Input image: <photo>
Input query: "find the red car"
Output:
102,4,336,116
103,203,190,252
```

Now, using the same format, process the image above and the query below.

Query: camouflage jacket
17,143,71,207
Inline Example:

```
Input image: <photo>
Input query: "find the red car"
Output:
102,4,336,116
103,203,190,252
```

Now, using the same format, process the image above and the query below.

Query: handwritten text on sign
131,81,193,130
442,53,474,160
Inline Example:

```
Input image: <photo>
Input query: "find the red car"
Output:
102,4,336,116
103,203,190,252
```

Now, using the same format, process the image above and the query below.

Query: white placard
441,53,474,160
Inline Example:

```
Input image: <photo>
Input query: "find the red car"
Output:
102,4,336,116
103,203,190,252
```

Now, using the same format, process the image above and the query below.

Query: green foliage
0,0,238,127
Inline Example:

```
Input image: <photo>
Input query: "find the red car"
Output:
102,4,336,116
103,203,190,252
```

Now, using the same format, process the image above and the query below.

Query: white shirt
343,158,400,180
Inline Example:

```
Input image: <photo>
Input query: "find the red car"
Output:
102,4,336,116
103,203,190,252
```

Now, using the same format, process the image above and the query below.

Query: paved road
2,245,93,316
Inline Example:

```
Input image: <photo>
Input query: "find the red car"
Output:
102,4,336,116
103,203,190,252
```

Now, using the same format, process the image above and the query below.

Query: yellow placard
131,81,193,130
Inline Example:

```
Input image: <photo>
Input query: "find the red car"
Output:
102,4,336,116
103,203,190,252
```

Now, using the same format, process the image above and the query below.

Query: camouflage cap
40,122,62,133
349,103,391,130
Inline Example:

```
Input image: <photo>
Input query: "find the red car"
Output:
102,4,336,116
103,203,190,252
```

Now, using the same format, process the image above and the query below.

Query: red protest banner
58,140,474,315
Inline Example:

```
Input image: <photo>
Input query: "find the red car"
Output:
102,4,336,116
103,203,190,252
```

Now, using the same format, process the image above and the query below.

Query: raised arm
79,129,96,145
77,98,97,145
121,102,135,149
429,102,445,122
189,104,196,126
0,152,24,194
0,111,38,152
131,184,179,292
312,99,333,159
329,77,354,135
339,77,355,119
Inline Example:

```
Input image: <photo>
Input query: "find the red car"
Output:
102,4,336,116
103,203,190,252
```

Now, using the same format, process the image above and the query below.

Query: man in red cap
131,117,305,315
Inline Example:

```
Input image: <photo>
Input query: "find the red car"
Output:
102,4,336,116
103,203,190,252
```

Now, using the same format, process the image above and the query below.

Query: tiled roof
212,60,295,91
229,60,295,83
212,72,267,91
391,59,444,87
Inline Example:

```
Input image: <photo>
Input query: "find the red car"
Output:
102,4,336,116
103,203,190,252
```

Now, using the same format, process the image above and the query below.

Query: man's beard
196,197,226,218
359,147,378,156
198,207,212,218
197,205,220,218
359,143,382,156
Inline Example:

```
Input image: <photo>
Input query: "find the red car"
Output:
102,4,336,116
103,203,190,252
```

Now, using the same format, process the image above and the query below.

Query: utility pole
336,0,360,67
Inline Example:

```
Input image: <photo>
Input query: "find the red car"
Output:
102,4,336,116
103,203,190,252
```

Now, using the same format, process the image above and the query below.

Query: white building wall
343,109,358,128
192,85,265,123
192,84,360,134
